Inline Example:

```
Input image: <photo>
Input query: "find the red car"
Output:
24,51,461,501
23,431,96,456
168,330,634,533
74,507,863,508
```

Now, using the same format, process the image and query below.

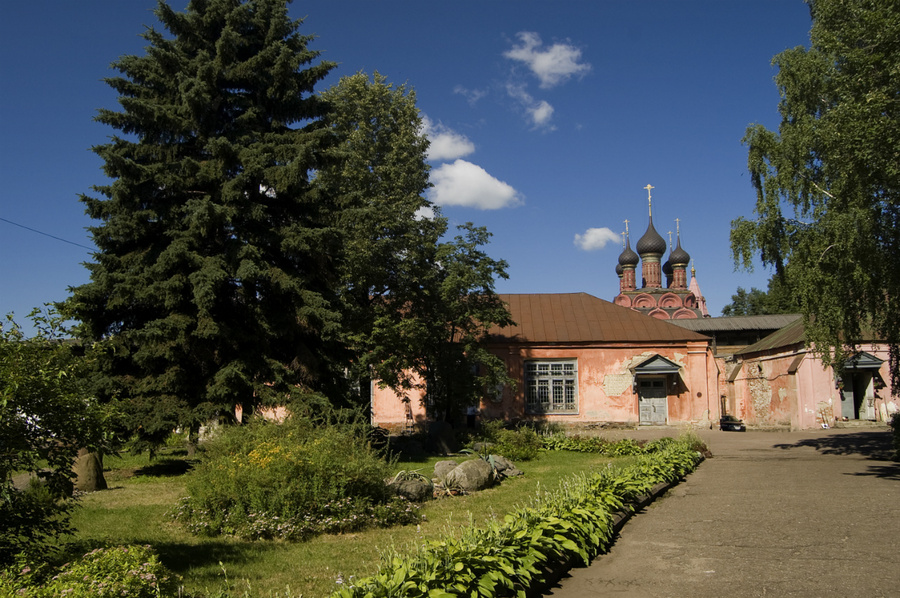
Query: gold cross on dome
624,219,630,236
675,217,681,236
644,184,654,215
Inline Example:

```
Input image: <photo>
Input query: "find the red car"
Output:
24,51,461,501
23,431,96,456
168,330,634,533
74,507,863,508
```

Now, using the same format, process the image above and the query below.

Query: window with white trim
525,360,577,414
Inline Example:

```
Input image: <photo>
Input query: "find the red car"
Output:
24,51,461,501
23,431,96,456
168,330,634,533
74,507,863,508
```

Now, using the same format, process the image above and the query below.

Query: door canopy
844,352,883,371
633,354,682,375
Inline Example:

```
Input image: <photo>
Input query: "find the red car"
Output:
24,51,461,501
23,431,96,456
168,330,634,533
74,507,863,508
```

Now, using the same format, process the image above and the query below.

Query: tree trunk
186,425,200,457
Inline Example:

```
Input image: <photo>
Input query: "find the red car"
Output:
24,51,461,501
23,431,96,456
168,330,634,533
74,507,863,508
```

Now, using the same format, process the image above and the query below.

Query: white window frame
525,359,578,414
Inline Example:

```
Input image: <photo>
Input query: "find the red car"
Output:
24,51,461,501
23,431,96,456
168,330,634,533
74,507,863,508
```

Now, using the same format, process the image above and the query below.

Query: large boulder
444,458,494,492
387,478,433,502
433,459,459,481
489,455,523,478
72,449,107,492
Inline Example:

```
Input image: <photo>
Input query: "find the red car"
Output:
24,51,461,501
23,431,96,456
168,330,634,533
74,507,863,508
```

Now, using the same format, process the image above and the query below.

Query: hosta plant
333,438,703,598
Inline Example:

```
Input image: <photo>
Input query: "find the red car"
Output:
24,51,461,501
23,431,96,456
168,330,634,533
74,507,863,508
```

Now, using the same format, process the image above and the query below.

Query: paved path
547,427,899,598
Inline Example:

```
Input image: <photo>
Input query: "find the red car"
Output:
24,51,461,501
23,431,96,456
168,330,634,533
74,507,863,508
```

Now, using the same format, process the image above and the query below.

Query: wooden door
638,378,667,425
840,386,856,419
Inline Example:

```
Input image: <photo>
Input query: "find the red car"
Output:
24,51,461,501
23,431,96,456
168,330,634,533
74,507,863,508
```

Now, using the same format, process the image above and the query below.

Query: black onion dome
618,238,640,267
662,257,673,277
636,217,667,256
670,238,690,265
615,262,624,276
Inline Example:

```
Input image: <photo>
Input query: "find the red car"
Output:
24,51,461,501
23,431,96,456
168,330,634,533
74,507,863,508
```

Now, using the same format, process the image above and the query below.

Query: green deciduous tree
0,310,108,565
721,275,800,316
731,0,900,383
721,287,770,317
66,0,342,445
317,72,440,403
317,72,513,421
409,223,515,422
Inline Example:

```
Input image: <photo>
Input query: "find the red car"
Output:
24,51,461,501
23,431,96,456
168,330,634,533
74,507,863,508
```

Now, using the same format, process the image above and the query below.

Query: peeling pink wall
370,375,428,432
733,344,896,430
371,342,720,429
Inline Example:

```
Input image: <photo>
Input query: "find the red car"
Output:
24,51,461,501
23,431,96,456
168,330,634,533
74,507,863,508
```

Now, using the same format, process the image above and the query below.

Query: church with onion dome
613,185,709,319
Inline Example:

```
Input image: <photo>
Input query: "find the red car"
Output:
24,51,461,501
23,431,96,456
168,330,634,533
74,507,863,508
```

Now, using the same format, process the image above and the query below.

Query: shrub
540,433,647,455
473,420,543,461
0,545,177,598
493,427,542,461
171,416,420,540
0,310,112,566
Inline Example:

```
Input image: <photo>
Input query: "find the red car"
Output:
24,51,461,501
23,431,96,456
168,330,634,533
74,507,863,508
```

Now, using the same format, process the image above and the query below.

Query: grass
68,447,625,598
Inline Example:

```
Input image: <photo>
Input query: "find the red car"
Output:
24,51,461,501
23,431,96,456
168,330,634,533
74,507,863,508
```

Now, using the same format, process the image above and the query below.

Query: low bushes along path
548,426,898,598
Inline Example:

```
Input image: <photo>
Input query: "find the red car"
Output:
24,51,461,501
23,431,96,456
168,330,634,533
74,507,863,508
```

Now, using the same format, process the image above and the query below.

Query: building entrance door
840,372,875,420
638,377,667,425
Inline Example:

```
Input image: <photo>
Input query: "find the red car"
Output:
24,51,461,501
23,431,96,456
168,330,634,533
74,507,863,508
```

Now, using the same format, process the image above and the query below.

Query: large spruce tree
67,0,340,443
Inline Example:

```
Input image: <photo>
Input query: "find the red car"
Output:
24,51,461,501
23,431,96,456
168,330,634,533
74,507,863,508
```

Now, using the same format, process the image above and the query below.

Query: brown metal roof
736,318,886,356
735,318,807,355
668,314,801,333
487,293,710,344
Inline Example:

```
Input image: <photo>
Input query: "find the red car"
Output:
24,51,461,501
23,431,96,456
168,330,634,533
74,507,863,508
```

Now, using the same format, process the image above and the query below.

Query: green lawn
70,449,624,598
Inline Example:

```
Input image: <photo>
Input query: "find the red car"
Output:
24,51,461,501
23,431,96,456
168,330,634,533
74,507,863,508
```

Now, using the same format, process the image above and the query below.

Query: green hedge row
332,439,703,598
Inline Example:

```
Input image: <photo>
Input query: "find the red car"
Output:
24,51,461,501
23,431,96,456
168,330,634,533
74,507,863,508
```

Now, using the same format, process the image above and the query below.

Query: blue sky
0,1,813,329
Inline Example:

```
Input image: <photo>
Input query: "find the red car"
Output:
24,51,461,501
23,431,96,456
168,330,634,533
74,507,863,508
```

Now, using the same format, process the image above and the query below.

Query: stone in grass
444,458,494,492
489,455,523,478
73,449,107,492
433,459,459,481
387,478,433,502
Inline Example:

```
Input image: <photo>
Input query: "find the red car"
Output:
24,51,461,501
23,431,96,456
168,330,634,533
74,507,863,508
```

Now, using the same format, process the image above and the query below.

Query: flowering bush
0,545,177,598
171,417,420,540
174,496,421,541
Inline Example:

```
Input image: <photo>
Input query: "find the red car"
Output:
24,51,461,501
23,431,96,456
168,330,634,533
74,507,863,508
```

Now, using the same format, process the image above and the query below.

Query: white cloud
415,205,436,221
529,100,554,127
504,31,591,89
453,85,487,105
574,227,621,251
506,84,556,130
421,116,475,161
428,160,523,210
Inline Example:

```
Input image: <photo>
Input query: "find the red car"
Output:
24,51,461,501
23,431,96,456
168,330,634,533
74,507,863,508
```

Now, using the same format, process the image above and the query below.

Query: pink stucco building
371,293,720,431
726,318,897,429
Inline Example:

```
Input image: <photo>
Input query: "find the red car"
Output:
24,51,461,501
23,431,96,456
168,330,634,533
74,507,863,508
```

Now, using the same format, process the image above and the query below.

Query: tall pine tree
67,0,340,444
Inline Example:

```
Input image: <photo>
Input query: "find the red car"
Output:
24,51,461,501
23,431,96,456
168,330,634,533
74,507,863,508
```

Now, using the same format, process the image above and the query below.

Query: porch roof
735,318,807,355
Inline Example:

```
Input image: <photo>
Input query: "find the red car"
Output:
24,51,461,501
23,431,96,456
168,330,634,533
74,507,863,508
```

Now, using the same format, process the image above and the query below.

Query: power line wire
0,217,94,252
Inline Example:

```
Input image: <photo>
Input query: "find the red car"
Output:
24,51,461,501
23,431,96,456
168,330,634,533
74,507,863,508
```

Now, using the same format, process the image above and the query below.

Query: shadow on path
847,461,900,481
773,429,893,460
